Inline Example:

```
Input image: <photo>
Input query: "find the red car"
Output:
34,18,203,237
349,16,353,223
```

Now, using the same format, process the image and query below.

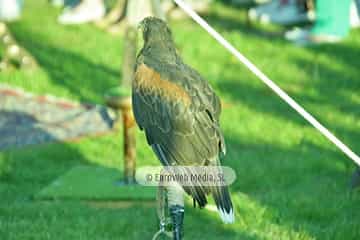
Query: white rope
173,0,360,166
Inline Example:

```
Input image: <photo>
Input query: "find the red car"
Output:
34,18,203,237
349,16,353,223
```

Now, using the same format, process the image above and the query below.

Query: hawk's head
139,17,173,44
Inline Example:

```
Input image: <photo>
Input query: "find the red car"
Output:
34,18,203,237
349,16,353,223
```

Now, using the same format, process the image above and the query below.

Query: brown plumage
132,17,234,223
134,63,191,106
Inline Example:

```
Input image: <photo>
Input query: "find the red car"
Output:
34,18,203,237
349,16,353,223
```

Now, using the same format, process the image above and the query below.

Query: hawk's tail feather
183,185,208,208
212,185,234,224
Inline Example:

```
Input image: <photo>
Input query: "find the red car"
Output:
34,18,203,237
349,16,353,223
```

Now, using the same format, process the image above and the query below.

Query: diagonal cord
173,0,360,166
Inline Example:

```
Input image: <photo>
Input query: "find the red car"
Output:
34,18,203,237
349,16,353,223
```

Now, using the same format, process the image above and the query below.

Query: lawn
1,1,360,239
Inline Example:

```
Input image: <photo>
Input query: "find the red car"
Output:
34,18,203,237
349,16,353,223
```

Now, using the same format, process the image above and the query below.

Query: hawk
132,17,234,224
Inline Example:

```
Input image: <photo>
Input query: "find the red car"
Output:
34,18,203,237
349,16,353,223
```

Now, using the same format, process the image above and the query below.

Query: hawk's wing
132,61,226,207
132,61,225,165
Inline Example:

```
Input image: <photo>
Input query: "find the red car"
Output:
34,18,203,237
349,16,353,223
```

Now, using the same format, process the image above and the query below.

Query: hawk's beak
137,23,143,31
138,19,146,32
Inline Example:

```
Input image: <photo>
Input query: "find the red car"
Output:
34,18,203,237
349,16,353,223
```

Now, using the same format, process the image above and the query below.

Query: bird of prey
132,17,234,224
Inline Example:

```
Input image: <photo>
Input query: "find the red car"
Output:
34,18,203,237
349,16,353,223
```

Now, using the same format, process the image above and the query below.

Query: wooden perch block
122,99,137,184
105,91,136,184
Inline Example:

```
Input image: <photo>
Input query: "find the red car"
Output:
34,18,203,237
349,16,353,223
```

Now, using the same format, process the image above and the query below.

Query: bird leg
170,205,184,240
153,184,173,240
167,183,185,240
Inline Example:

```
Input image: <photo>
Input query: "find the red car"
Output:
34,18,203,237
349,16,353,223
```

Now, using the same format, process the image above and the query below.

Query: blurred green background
0,0,360,239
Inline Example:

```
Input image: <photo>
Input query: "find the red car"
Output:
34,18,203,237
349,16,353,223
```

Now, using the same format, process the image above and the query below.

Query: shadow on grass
215,38,359,153
225,136,351,193
0,142,159,239
185,208,256,239
0,135,88,202
222,134,359,239
290,43,360,150
0,110,164,239
219,76,310,127
6,28,121,103
0,1,358,238
293,43,360,108
219,63,360,237
219,74,360,147
204,11,285,39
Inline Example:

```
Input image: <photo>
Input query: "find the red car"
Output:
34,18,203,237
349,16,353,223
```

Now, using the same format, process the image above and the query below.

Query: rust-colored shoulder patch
134,63,191,106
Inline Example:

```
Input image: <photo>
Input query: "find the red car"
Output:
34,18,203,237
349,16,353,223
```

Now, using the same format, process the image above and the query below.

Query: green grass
36,166,156,200
1,1,360,239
